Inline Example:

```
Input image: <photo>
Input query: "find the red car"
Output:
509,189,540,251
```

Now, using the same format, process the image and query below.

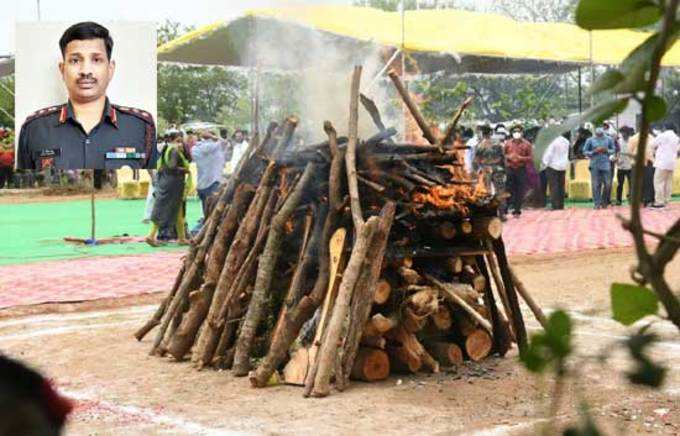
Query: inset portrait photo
15,21,157,170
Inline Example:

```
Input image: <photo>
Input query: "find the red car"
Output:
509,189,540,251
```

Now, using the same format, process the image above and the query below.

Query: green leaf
534,97,630,167
519,310,573,374
612,24,680,94
588,70,625,95
576,0,662,30
647,95,668,121
611,283,659,326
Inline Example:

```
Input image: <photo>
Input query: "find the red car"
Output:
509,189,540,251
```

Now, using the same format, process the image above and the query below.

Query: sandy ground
1,248,678,435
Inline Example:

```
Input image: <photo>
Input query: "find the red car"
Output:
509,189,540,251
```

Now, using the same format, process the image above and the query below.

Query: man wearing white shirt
227,129,249,174
651,123,680,208
542,132,570,210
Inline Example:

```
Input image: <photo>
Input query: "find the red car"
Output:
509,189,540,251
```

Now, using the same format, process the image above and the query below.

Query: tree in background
0,76,14,127
157,20,248,132
355,0,582,124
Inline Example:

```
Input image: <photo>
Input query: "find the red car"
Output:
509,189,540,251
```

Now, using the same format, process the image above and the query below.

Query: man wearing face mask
504,125,533,217
583,126,616,209
17,22,157,170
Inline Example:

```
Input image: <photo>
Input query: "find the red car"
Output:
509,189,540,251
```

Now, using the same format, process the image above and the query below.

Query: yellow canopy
158,5,680,73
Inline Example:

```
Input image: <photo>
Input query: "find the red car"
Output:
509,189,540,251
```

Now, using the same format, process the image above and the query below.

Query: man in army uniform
17,21,156,170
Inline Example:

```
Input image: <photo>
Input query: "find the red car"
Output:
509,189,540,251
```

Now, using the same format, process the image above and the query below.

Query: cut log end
465,329,493,362
373,279,392,305
350,348,390,382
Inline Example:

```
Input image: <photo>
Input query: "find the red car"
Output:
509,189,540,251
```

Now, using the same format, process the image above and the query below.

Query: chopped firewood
398,267,422,285
373,279,392,305
350,348,390,382
431,305,453,331
438,221,457,240
444,257,464,275
137,63,543,398
360,335,387,349
465,329,493,362
424,340,464,366
472,216,503,240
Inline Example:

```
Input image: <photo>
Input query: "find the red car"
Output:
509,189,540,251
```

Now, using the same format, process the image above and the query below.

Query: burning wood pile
135,66,545,397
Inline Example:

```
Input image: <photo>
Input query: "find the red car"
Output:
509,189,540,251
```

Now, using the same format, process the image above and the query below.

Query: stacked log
135,65,540,397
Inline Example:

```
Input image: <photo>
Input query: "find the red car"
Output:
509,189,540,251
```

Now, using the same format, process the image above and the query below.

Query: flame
411,181,487,214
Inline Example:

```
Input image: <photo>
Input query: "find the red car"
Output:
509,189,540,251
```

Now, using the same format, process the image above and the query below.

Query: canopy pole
251,66,260,144
578,67,583,115
589,31,594,108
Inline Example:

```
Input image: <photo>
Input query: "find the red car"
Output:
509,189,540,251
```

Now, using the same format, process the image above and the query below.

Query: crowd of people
464,120,679,220
143,126,250,246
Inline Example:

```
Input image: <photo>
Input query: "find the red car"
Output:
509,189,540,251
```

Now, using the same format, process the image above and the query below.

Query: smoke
244,16,403,143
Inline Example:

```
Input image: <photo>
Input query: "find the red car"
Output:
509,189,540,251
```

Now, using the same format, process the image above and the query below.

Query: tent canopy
158,5,680,74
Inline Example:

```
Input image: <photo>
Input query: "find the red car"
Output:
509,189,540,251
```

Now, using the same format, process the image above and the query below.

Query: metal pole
36,0,41,21
589,31,594,108
578,67,583,114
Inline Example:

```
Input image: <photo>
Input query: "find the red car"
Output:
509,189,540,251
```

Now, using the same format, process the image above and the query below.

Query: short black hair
59,22,113,60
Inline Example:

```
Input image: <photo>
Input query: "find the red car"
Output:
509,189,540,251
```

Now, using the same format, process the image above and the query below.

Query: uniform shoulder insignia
113,104,154,124
23,105,63,125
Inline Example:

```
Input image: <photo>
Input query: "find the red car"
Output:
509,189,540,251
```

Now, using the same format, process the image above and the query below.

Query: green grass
0,197,202,266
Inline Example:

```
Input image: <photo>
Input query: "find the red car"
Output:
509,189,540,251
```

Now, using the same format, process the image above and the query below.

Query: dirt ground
1,248,678,435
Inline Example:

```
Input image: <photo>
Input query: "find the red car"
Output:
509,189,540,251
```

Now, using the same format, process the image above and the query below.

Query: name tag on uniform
106,146,145,160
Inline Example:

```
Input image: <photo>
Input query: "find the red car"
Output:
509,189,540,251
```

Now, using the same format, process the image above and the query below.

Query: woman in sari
146,131,193,246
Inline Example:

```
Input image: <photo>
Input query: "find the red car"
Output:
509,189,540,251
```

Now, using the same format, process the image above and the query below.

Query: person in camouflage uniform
473,124,507,220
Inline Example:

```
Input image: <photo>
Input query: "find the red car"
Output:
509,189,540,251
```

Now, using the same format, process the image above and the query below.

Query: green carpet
1,197,202,266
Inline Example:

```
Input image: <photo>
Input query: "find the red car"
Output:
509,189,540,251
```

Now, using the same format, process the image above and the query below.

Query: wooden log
442,96,475,146
212,189,279,365
350,348,390,382
360,335,386,349
398,266,422,285
373,279,392,305
232,162,319,376
346,65,364,231
472,216,503,240
452,307,478,337
431,305,453,331
509,267,548,329
357,174,386,193
363,313,399,337
425,275,492,334
476,254,513,357
465,328,493,362
375,143,469,153
367,152,461,164
271,204,326,343
387,70,438,146
424,341,463,366
401,307,426,333
459,220,473,235
311,218,379,397
339,202,396,390
484,252,516,340
191,162,277,367
359,93,389,134
324,121,344,212
444,257,464,275
387,348,422,373
386,325,439,373
283,347,310,386
252,123,346,390
150,207,221,355
438,222,457,240
166,185,255,360
492,238,528,352
134,262,185,341
300,228,347,395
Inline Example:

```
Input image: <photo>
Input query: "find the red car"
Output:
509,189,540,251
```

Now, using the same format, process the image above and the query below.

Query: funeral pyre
135,67,546,397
